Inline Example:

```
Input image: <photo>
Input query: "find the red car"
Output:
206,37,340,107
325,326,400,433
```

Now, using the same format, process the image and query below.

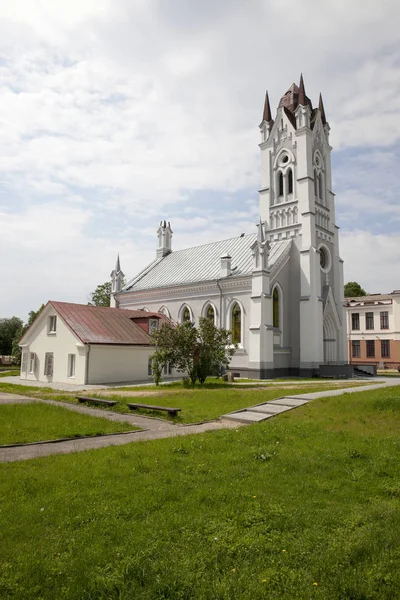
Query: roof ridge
168,232,255,254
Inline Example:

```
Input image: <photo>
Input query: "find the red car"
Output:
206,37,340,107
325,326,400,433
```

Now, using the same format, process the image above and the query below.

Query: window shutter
21,353,28,373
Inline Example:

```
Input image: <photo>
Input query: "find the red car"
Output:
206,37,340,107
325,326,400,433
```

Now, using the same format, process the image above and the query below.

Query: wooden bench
127,403,181,417
76,396,117,407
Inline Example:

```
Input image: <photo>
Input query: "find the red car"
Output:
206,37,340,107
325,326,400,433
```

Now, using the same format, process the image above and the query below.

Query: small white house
19,301,166,385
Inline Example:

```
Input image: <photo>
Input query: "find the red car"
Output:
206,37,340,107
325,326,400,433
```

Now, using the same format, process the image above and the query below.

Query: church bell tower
258,75,346,374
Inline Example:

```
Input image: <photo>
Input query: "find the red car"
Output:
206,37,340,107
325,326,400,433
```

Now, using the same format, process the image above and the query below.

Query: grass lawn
0,380,370,424
0,370,20,377
0,385,399,599
0,402,138,445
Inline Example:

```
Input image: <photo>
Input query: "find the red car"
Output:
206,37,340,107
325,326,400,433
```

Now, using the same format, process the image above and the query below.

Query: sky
1,0,400,320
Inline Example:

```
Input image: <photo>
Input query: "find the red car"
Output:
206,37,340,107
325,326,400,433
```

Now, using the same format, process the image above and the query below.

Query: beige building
345,291,400,370
19,301,168,385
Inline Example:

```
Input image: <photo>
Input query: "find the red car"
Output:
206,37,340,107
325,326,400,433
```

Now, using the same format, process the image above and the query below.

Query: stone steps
222,396,311,423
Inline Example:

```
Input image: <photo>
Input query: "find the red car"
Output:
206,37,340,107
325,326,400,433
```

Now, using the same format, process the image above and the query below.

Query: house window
273,288,279,328
29,353,36,373
352,340,360,358
366,312,374,330
21,352,28,373
149,319,158,335
148,358,153,376
182,307,191,322
231,303,241,345
44,352,54,376
206,305,215,322
381,340,390,358
287,169,293,194
351,313,360,330
278,171,284,196
48,316,57,333
380,311,389,329
366,340,375,358
163,363,172,375
68,354,76,378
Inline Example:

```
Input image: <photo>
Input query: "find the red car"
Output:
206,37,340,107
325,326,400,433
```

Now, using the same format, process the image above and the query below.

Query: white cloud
0,0,400,318
341,230,400,294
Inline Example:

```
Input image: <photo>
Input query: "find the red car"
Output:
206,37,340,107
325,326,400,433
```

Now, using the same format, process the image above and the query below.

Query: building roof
345,293,398,304
49,302,160,345
123,235,292,293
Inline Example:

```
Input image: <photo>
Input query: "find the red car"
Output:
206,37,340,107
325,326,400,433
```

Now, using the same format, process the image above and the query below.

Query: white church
111,75,348,378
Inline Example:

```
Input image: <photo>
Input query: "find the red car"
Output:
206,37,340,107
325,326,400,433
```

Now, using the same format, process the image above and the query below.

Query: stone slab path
222,379,400,423
1,378,400,463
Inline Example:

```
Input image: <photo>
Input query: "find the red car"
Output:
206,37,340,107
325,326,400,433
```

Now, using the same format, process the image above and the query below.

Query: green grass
0,370,20,377
98,383,368,423
0,402,139,445
0,380,369,424
0,385,399,599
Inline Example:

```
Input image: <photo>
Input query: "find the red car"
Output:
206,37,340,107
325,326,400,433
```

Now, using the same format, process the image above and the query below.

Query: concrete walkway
0,393,241,463
222,378,400,423
1,377,400,463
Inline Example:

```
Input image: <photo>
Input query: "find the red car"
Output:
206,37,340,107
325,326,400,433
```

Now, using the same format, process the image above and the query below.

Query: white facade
115,77,347,378
20,304,87,384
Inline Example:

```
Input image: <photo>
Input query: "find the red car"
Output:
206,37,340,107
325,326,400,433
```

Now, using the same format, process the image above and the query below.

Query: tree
88,281,112,307
150,318,237,385
344,281,367,298
0,317,24,355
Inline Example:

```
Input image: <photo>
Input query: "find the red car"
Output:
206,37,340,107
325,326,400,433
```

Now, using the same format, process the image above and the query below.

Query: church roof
124,235,291,292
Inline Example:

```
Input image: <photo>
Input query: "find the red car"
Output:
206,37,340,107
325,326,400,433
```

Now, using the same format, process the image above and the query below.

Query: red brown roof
50,302,163,345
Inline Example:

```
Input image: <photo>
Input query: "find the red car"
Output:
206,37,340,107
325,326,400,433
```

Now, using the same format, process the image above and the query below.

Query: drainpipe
84,344,91,385
216,279,223,328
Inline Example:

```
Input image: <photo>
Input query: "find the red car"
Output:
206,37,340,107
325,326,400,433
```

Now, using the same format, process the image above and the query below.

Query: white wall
20,307,87,384
88,344,154,384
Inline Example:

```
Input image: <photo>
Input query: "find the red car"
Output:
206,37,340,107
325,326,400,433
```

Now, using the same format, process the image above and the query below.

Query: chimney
220,254,232,278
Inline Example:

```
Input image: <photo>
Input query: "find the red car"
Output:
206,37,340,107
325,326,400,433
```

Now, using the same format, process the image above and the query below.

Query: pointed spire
318,93,327,125
115,253,121,274
298,73,306,106
262,90,273,123
257,219,265,244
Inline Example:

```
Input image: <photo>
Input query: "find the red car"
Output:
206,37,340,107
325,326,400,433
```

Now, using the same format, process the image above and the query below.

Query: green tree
11,304,45,364
344,281,367,298
0,317,24,356
88,282,112,307
150,318,236,386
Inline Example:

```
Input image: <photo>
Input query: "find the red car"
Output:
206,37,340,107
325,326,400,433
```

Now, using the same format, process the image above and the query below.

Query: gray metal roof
124,234,292,293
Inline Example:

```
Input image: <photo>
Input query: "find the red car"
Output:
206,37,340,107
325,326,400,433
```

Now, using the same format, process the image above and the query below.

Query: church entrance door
323,314,337,364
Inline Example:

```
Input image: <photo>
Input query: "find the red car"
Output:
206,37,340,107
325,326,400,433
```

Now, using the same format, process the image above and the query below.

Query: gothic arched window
231,303,241,344
319,173,323,200
314,170,318,196
287,169,293,194
206,305,215,322
273,288,280,328
278,171,284,197
182,306,191,322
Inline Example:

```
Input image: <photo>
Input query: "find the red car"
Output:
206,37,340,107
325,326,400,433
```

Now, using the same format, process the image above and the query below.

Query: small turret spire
115,253,121,273
262,91,273,123
257,218,265,244
318,93,327,125
298,73,306,106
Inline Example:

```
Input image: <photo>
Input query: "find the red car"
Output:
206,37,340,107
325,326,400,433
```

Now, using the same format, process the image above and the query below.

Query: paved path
0,393,241,463
222,378,400,422
1,378,400,463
